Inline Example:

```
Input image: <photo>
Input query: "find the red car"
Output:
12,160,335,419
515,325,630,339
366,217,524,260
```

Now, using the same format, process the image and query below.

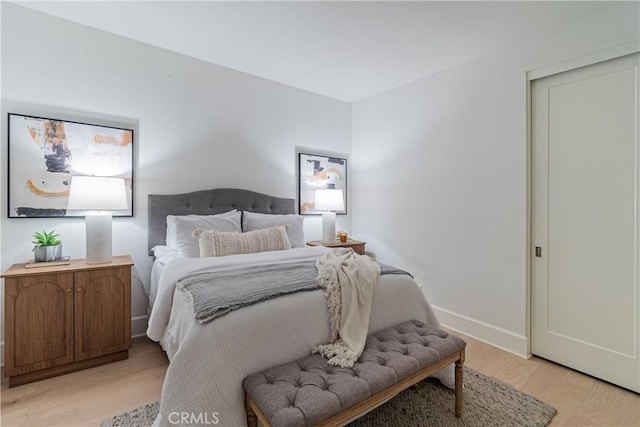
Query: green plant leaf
32,229,62,249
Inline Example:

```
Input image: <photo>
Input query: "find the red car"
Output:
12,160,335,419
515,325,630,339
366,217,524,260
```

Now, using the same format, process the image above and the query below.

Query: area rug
101,367,557,427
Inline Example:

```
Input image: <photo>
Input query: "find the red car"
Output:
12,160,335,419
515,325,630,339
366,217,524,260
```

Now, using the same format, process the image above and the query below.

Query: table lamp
67,176,128,264
314,189,345,243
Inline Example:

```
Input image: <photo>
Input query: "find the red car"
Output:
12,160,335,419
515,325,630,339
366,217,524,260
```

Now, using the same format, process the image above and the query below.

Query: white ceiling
16,1,617,102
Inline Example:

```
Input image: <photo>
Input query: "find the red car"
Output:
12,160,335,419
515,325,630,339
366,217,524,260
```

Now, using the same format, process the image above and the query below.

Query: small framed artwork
8,113,134,218
298,152,347,215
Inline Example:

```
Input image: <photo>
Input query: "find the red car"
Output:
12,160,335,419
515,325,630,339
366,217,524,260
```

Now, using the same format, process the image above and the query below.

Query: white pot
34,245,63,262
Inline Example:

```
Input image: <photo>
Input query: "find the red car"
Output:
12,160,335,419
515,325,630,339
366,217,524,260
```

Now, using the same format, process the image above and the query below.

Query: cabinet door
4,273,74,376
74,266,131,361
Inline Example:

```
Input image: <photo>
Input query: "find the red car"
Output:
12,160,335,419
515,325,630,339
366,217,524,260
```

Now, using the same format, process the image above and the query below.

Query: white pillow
193,226,291,257
242,211,305,248
151,245,178,258
166,210,241,258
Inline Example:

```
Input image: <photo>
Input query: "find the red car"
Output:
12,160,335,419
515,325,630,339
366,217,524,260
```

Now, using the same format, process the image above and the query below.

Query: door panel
74,267,131,361
531,53,639,392
4,273,74,376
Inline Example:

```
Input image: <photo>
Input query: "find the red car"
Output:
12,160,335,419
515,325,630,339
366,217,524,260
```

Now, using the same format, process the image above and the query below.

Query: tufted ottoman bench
243,320,466,427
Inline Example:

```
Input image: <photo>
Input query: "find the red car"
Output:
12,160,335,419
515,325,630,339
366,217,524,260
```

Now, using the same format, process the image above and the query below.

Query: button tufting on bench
244,320,466,427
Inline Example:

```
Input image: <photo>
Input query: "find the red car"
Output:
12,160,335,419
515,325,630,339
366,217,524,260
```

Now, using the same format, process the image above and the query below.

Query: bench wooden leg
455,350,465,418
246,393,258,427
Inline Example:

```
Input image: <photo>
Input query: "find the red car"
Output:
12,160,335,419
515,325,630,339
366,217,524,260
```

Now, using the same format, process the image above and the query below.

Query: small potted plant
32,230,63,262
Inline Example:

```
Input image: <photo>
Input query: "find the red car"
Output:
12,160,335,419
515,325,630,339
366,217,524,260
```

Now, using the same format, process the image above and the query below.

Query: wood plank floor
1,333,638,426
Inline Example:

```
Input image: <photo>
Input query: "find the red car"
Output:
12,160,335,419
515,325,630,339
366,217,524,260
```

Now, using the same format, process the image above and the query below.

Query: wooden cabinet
306,240,366,255
2,256,133,387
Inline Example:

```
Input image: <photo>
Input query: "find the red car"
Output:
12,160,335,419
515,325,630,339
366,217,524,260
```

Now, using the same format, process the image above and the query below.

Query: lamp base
85,212,113,264
322,211,336,244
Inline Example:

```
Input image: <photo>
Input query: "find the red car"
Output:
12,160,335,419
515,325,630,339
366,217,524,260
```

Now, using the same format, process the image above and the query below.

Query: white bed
145,189,451,427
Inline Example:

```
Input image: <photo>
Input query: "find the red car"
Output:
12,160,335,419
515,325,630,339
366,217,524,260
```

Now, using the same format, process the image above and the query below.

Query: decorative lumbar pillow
193,226,292,257
166,210,242,258
242,211,305,248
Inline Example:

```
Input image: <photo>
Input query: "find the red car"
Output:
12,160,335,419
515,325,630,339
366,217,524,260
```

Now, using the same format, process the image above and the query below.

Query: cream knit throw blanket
314,248,381,367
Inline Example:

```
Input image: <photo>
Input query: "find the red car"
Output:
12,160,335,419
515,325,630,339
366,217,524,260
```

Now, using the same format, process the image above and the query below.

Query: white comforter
147,247,451,427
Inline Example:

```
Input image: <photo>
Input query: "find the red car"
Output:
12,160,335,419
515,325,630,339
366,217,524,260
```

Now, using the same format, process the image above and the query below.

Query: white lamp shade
67,176,128,211
314,189,345,212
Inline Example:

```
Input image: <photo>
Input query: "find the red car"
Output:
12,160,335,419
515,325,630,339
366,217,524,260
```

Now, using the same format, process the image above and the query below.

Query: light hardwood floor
1,333,638,427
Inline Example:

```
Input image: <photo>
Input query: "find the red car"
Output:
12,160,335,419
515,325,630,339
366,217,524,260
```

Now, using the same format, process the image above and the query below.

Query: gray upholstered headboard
147,188,295,255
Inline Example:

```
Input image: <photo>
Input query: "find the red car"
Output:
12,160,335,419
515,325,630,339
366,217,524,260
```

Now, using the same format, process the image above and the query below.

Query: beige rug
102,367,556,427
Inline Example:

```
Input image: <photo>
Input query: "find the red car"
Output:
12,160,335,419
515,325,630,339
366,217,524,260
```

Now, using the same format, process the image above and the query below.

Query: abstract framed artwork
8,113,134,218
298,152,347,215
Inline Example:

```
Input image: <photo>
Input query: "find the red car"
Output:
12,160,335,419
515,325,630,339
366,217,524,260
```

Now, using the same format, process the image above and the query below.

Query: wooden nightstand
1,255,133,387
307,240,366,255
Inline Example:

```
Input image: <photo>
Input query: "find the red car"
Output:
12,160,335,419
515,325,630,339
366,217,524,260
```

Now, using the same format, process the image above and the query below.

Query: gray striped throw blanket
177,259,410,324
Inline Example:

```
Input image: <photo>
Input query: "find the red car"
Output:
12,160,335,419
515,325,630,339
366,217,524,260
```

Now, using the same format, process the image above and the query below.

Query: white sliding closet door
531,53,640,392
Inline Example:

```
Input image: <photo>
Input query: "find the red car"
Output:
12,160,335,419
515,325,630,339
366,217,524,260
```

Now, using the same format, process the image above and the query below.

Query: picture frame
8,113,134,218
298,152,347,215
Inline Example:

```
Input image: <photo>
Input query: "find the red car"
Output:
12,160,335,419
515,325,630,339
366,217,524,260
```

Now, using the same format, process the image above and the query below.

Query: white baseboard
1,316,150,368
131,315,149,338
432,305,529,358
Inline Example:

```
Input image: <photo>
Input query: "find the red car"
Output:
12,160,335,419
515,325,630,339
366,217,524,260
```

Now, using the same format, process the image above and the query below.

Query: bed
146,188,452,427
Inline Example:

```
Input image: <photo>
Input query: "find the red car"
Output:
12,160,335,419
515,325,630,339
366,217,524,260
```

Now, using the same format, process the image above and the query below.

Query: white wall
0,3,351,353
0,1,3,369
351,3,639,356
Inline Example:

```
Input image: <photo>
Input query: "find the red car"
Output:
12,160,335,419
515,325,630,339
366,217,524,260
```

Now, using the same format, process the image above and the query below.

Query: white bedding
147,247,452,427
148,254,172,310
